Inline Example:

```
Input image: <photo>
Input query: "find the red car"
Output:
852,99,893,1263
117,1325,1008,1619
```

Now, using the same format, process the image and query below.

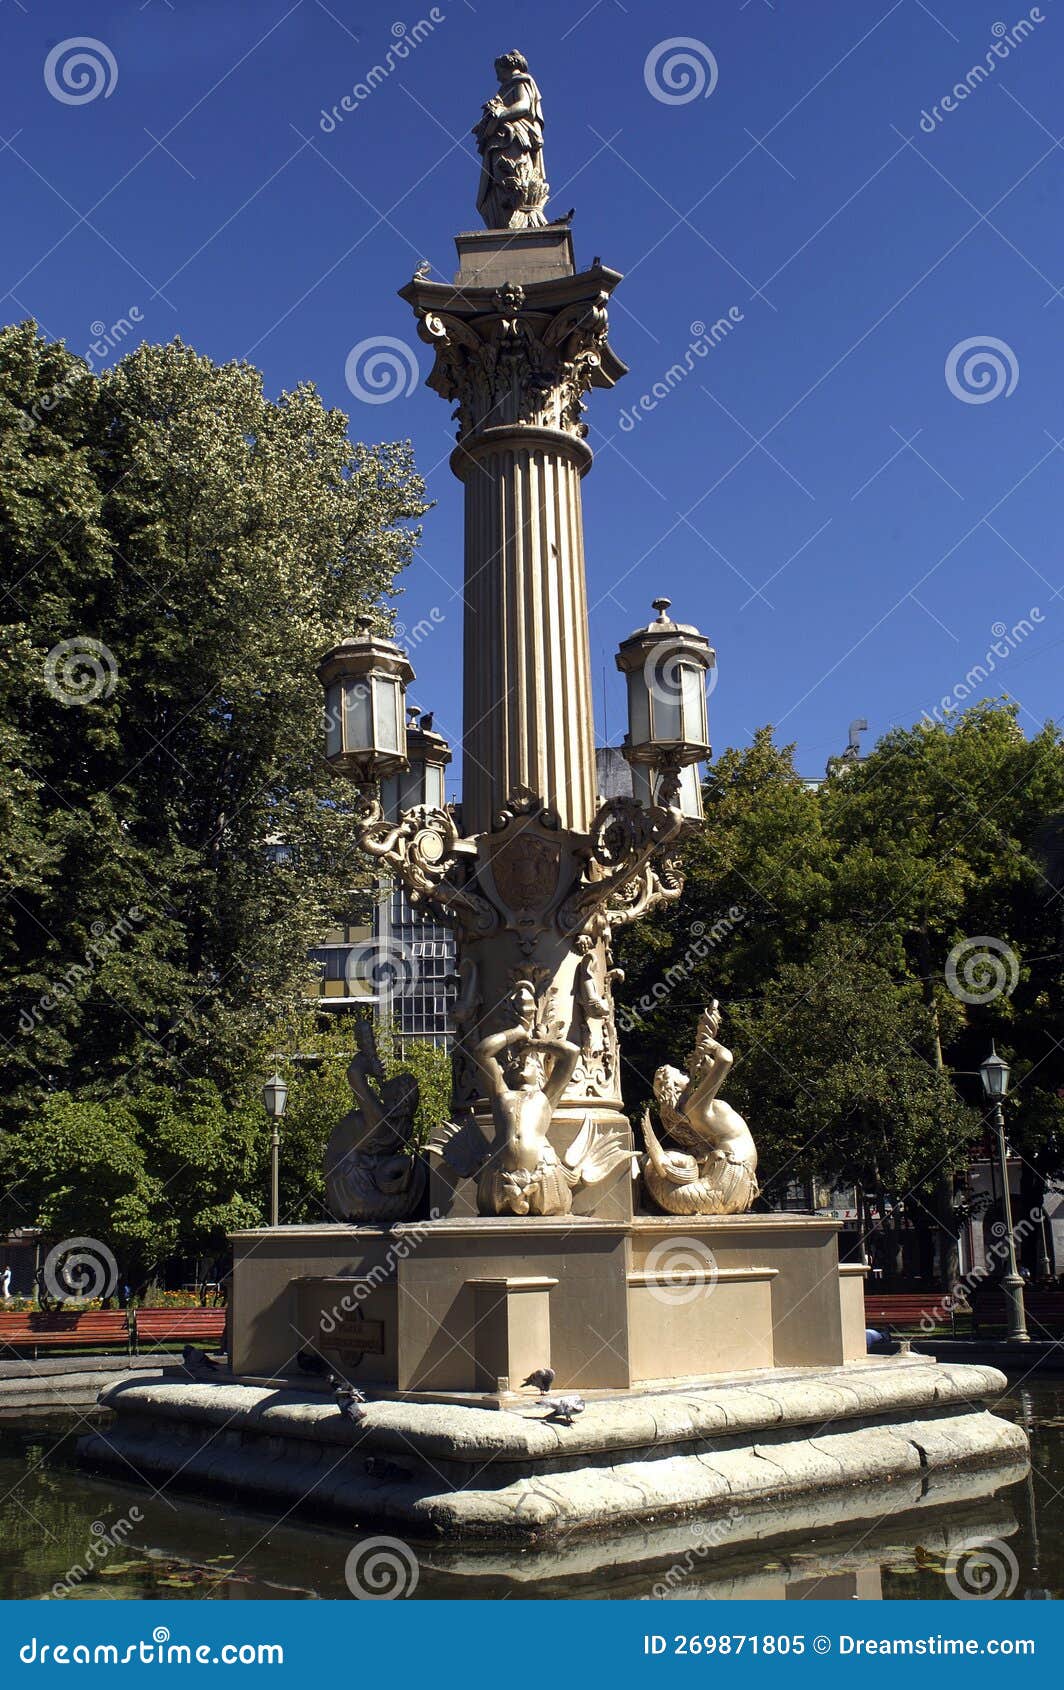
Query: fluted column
456,428,596,835
400,233,636,1219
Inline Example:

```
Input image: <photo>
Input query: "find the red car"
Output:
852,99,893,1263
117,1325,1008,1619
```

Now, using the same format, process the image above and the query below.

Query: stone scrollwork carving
355,795,497,939
560,788,685,939
639,1002,759,1217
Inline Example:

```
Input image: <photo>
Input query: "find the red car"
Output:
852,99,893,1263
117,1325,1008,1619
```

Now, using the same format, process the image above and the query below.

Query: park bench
132,1307,226,1354
863,1292,971,1337
970,1287,1064,1337
0,1308,131,1358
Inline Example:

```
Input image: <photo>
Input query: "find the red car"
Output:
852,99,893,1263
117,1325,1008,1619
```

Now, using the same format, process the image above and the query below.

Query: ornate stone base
80,1358,1026,1546
224,1214,870,1391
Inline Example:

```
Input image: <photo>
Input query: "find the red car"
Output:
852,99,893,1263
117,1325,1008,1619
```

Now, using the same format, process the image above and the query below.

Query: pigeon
539,1393,585,1426
296,1348,328,1375
182,1345,223,1375
335,1383,368,1423
521,1367,555,1393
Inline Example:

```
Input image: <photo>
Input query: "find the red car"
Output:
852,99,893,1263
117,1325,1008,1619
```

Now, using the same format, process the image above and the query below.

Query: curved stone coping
627,1267,778,1287
81,1403,1027,1546
421,1455,1030,1587
97,1360,1011,1467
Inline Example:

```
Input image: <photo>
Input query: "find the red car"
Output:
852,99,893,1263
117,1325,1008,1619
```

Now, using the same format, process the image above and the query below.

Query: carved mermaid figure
324,1020,426,1222
641,1002,758,1216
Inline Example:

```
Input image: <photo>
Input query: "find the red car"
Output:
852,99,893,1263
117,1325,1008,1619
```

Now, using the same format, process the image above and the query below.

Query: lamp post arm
561,792,685,936
354,795,497,937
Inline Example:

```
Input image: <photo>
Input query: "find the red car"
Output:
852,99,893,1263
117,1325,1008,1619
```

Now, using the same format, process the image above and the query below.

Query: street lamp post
262,1073,289,1229
979,1043,1029,1342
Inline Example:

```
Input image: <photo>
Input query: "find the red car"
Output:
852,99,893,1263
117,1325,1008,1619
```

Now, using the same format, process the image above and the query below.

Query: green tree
0,323,427,1118
616,703,1064,1281
0,1083,263,1289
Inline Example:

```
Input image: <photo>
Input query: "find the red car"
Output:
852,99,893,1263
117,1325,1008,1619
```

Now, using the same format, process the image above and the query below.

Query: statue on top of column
473,51,549,229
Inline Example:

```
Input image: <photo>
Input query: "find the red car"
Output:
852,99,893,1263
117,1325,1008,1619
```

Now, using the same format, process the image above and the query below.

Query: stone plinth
453,225,575,286
228,1214,870,1392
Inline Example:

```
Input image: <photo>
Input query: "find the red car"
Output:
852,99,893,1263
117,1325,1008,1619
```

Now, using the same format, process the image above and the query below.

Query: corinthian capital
400,261,627,443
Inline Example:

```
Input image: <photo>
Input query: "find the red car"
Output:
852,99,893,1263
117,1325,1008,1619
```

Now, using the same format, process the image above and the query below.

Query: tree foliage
0,322,430,1268
614,703,1064,1266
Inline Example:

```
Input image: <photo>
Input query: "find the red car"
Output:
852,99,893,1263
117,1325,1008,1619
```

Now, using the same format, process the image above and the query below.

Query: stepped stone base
80,1357,1026,1546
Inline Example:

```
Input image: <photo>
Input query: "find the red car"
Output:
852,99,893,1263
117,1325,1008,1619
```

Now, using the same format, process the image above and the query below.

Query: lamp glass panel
425,763,445,809
679,761,704,818
324,684,343,759
681,662,708,746
343,678,373,752
653,658,684,743
626,669,650,747
374,677,402,754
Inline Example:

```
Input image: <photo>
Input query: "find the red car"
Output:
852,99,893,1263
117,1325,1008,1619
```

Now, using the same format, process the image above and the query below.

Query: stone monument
84,54,1027,1548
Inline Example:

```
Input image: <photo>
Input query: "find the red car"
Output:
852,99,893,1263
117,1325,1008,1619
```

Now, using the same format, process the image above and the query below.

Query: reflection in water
0,1382,1060,1601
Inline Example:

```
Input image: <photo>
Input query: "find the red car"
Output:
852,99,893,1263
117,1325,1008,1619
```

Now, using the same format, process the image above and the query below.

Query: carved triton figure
430,983,630,1216
640,1002,759,1216
324,1020,426,1223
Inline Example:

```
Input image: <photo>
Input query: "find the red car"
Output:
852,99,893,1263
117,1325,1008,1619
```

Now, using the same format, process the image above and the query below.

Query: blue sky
3,0,1063,785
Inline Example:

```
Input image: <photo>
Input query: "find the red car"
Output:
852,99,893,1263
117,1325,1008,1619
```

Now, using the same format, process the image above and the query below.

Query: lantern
615,598,714,771
381,710,452,818
262,1072,289,1120
980,1043,1011,1100
318,617,413,785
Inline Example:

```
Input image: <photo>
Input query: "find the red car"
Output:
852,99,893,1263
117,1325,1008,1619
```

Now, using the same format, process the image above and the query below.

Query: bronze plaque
324,1315,385,1359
